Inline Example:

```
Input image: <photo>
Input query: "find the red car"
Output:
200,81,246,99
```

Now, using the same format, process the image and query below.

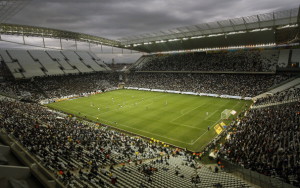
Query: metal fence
220,159,297,188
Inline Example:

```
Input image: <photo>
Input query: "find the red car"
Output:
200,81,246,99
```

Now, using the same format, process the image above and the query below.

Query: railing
0,130,65,188
220,159,297,188
266,75,300,91
251,97,300,109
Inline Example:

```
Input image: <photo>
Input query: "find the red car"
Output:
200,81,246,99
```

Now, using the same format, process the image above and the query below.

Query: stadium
0,0,299,187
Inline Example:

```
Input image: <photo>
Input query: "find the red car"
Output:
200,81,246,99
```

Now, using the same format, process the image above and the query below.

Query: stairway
251,97,300,109
253,77,300,101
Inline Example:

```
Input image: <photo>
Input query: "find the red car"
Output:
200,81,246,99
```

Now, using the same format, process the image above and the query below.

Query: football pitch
47,89,252,151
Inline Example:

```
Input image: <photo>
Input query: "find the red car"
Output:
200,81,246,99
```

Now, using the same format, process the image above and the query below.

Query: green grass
46,89,252,152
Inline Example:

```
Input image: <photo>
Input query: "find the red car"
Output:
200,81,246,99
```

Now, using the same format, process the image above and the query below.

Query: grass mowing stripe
98,118,190,144
170,103,207,123
47,89,252,151
190,118,222,145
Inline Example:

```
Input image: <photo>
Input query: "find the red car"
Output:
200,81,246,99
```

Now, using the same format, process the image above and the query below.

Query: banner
214,124,224,135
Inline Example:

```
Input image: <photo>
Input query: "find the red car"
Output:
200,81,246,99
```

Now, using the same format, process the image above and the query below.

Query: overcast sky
6,0,300,40
1,0,299,63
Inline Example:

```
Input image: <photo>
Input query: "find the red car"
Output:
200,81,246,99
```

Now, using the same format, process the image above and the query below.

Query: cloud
5,0,300,40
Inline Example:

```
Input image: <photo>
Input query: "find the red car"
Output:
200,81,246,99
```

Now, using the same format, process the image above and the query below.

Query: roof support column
22,33,25,45
59,37,62,50
42,35,45,48
256,15,261,29
241,17,248,30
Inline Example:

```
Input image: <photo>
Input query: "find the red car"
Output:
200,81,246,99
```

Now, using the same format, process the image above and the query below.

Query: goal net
221,109,232,119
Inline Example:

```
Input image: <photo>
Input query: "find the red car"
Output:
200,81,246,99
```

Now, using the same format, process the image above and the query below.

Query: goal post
221,109,232,119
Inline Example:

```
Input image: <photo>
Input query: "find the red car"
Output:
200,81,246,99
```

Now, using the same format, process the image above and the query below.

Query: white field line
180,109,188,115
53,95,243,147
170,103,216,132
170,103,206,123
205,119,218,123
97,118,190,144
55,105,191,145
48,106,191,145
204,110,218,120
190,100,242,146
189,118,221,145
90,93,170,116
170,121,207,131
230,100,241,113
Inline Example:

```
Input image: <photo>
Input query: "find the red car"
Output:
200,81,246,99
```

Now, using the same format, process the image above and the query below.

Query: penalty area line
47,106,190,145
189,118,222,145
94,116,191,145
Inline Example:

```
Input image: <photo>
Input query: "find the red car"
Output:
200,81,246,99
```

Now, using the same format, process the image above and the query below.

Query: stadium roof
0,23,121,48
119,8,300,53
0,0,30,23
0,6,299,53
120,8,299,44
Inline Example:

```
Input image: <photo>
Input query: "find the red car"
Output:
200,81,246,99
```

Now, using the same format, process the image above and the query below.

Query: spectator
220,102,300,185
126,72,290,97
131,50,278,72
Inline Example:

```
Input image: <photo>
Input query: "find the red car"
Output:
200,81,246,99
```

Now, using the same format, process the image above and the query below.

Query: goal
221,109,231,119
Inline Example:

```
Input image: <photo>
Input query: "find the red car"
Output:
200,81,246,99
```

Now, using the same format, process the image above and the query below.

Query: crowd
219,102,300,186
254,85,300,106
0,73,119,101
0,98,177,186
0,80,43,100
1,49,298,187
32,73,119,99
1,97,252,187
1,97,239,187
132,50,277,72
0,71,291,100
126,72,290,97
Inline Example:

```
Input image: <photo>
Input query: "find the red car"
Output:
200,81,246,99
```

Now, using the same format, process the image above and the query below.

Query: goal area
221,109,232,119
